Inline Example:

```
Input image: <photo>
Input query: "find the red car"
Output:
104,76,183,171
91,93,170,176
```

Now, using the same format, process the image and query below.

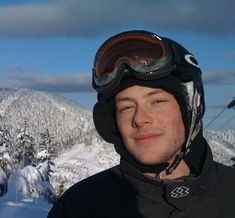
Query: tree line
0,116,57,202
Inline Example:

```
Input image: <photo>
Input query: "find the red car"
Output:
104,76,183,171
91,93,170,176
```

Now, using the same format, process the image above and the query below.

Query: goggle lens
92,31,174,90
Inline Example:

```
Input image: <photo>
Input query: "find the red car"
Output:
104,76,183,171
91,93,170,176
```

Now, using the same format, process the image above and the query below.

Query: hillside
0,88,95,152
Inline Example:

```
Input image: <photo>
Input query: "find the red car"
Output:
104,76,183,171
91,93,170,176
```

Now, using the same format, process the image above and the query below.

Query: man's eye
118,106,134,113
152,99,167,105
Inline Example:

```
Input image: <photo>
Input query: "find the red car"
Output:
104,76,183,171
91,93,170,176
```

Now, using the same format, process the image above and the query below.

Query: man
48,30,235,218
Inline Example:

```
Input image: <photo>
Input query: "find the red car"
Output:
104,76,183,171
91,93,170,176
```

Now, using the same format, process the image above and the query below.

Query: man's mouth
134,133,161,143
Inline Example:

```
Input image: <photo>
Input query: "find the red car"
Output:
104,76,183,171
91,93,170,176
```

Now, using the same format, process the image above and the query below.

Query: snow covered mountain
0,88,234,218
0,88,94,151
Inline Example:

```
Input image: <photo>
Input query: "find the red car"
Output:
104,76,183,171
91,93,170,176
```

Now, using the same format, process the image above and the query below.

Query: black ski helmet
92,30,205,174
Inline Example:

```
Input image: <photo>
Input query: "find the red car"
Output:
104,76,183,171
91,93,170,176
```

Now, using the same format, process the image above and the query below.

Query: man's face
115,85,185,165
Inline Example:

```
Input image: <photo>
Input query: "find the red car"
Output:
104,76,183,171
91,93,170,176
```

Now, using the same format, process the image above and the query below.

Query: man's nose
132,106,153,128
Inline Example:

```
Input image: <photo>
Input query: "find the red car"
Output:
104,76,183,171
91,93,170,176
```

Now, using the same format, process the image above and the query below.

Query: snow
50,141,119,192
0,198,50,218
0,94,21,115
0,171,51,218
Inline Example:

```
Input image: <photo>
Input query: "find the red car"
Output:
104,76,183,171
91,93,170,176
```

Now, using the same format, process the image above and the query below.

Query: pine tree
16,118,37,168
56,180,66,199
37,128,56,163
0,116,13,197
37,129,56,182
0,124,13,177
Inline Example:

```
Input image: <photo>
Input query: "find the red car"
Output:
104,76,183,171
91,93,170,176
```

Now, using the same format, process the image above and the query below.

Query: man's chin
135,157,166,166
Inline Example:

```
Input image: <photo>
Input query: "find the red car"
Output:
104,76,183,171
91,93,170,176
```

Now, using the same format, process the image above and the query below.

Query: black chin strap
165,150,186,175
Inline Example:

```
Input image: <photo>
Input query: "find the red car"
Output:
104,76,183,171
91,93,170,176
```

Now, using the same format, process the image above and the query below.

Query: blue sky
0,0,234,130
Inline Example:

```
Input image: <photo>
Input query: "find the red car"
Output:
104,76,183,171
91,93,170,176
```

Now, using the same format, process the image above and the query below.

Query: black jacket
48,143,235,218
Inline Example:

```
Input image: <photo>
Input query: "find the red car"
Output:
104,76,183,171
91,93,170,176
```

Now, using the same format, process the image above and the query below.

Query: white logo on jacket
170,186,190,198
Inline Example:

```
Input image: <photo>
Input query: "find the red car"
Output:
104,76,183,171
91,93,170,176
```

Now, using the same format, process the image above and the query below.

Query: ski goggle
92,30,176,93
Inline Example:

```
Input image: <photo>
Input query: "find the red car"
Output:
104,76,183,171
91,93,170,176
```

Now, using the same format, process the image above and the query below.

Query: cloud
0,0,234,38
1,73,93,92
3,69,234,93
203,70,235,84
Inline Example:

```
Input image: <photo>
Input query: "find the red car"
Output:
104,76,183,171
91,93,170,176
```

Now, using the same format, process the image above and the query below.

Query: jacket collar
119,140,216,211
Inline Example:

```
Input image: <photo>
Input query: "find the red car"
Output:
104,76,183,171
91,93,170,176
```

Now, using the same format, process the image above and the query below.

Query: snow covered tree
37,128,56,163
0,168,7,197
0,124,13,178
16,118,37,168
0,118,13,196
37,160,55,183
37,129,56,182
56,180,66,199
16,166,56,203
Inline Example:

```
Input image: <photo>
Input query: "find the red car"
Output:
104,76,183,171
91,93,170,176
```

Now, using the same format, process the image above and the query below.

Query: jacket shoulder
47,166,132,218
214,161,235,173
214,161,235,181
63,165,125,197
